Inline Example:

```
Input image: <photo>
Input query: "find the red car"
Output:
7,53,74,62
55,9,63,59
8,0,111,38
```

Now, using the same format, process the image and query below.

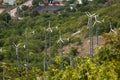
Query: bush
70,47,78,56
32,0,40,7
0,12,11,23
21,5,29,11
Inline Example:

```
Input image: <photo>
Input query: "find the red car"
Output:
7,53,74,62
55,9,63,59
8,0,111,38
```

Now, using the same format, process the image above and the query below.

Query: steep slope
0,1,120,79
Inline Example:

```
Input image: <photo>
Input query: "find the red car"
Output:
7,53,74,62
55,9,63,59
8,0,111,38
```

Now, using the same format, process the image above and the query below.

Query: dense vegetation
0,0,120,79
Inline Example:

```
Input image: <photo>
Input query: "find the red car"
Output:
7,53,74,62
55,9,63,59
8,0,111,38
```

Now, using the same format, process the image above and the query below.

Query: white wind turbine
86,12,96,25
47,21,53,33
86,12,96,57
57,30,64,69
46,21,53,64
13,42,21,76
24,29,35,69
57,30,64,56
43,27,48,72
93,14,104,46
109,22,117,34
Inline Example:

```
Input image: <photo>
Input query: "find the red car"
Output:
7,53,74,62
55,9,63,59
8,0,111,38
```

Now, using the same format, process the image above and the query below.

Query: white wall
77,0,82,4
3,0,16,5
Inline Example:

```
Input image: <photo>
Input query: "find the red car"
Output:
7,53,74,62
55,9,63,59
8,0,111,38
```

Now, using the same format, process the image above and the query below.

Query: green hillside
0,0,120,79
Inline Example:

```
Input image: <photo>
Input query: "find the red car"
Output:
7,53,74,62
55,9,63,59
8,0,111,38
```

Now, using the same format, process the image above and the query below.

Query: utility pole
67,38,73,67
57,30,64,69
0,48,2,52
24,29,35,69
43,27,48,71
86,12,96,57
24,63,28,79
43,58,46,80
109,22,116,34
16,7,20,20
5,15,7,23
25,29,29,69
1,49,6,80
1,62,6,80
47,21,53,64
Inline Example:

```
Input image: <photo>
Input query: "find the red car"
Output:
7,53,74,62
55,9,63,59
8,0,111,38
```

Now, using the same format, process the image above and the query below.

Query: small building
3,0,16,5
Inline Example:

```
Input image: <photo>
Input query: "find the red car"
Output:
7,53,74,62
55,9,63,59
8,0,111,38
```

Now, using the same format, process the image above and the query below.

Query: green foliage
93,0,108,4
0,54,4,60
16,5,40,17
70,47,78,56
0,12,11,23
32,0,40,7
16,0,24,4
31,10,39,17
44,50,120,80
21,5,29,11
82,0,89,5
67,0,75,4
0,1,120,79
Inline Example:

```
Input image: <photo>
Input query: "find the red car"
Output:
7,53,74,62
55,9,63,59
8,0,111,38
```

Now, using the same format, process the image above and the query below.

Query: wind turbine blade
50,29,52,32
17,43,21,47
93,21,96,27
109,22,116,34
23,45,26,48
47,21,53,32
13,42,17,47
87,12,91,16
55,26,58,29
102,19,104,22
96,14,99,17
91,13,96,17
67,38,70,41
60,39,64,43
94,15,97,21
0,48,2,52
85,12,90,17
57,40,60,44
97,20,102,23
24,64,27,67
70,6,73,10
31,31,35,34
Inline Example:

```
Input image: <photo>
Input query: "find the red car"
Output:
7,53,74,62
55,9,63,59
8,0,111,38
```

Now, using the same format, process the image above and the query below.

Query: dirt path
0,9,4,14
78,36,105,56
9,0,32,17
62,35,105,56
